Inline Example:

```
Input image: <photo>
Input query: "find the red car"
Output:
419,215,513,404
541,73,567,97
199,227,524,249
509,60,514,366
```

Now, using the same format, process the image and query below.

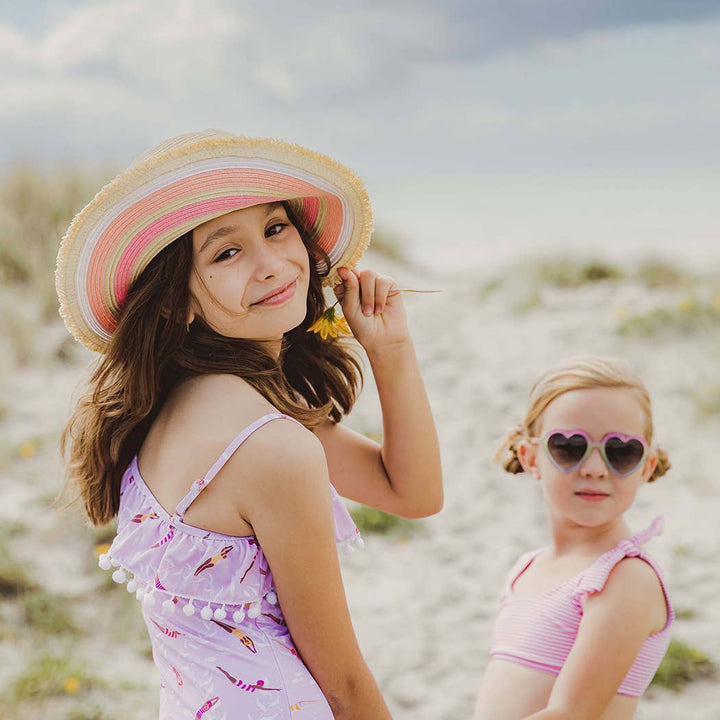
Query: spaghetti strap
173,412,301,520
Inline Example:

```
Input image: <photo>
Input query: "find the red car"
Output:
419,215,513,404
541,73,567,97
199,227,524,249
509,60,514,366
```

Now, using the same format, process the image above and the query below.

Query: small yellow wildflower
94,543,111,557
615,306,628,319
63,676,80,694
19,441,36,459
307,306,352,340
713,296,720,312
678,297,696,313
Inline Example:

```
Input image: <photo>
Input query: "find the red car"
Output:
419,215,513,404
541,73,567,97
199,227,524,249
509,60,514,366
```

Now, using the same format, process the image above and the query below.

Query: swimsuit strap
632,515,664,546
173,412,301,520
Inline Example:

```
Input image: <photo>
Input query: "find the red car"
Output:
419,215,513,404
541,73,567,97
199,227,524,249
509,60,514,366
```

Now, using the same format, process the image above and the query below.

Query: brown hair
496,356,670,482
62,204,362,525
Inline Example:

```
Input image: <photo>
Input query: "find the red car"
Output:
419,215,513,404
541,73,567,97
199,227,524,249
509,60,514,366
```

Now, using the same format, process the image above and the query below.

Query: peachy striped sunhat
56,129,373,353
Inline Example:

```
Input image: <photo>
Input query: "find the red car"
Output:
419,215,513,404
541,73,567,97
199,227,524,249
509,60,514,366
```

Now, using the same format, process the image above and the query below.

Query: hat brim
56,131,372,353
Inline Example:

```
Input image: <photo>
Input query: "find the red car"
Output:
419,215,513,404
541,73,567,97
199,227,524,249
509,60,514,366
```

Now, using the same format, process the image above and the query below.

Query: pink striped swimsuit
99,413,364,720
489,517,673,697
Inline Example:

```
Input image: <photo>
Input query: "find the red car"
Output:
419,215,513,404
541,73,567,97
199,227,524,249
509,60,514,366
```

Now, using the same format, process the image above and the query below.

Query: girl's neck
548,515,632,558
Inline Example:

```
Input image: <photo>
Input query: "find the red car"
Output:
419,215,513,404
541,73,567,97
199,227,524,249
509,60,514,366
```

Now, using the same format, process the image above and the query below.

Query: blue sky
2,1,719,267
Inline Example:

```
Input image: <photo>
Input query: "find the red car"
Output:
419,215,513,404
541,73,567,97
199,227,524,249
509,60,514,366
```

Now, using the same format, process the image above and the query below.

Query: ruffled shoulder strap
174,412,302,520
502,548,544,598
573,516,665,604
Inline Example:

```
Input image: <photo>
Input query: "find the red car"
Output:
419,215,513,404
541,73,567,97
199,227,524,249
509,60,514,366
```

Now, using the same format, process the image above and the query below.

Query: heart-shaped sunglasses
532,430,648,477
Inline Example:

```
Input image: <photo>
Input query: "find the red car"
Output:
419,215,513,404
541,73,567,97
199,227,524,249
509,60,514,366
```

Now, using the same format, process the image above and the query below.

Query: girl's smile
250,278,298,307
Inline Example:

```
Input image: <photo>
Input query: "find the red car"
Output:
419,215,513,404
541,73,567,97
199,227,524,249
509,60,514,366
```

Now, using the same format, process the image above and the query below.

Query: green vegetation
651,639,716,691
531,257,624,288
0,167,102,315
674,607,697,621
11,654,102,701
635,259,693,289
349,504,413,535
617,297,720,336
0,532,35,597
66,705,116,720
21,588,79,636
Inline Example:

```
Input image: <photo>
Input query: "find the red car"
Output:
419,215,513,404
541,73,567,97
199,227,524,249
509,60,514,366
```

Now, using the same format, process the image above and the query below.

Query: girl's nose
253,241,284,280
579,447,608,478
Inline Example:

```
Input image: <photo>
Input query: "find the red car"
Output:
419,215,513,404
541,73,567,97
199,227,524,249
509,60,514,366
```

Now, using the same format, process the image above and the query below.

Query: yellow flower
307,306,352,340
94,543,111,557
63,676,80,694
678,297,696,313
19,441,36,459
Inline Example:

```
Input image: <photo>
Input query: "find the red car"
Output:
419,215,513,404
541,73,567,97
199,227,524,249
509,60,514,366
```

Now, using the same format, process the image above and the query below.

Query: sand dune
0,250,718,718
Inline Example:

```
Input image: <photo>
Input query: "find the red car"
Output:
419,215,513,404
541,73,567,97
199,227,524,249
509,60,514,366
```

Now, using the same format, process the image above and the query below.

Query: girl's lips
575,491,610,503
252,280,297,306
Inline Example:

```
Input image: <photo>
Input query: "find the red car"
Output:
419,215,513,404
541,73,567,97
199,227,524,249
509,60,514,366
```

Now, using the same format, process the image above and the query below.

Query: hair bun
497,425,526,474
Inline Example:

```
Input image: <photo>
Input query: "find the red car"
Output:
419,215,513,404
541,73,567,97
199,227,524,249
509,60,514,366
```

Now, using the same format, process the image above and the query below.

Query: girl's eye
214,248,239,262
266,222,287,238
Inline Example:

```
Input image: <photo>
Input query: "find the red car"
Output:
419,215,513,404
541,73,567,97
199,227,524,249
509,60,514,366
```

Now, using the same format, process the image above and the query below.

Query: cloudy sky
2,1,720,268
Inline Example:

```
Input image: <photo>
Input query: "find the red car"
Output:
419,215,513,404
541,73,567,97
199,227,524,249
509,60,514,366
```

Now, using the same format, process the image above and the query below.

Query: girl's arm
314,267,443,518
240,419,392,720
522,557,667,720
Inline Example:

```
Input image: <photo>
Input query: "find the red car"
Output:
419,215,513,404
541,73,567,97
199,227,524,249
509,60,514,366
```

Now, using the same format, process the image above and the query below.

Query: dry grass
0,166,108,369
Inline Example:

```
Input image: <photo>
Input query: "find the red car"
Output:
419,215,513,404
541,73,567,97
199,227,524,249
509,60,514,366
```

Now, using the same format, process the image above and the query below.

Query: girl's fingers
373,275,396,314
334,267,360,311
358,270,377,317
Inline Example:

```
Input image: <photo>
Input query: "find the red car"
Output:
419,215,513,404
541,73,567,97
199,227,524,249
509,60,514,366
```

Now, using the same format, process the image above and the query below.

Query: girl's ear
517,440,540,479
641,452,658,484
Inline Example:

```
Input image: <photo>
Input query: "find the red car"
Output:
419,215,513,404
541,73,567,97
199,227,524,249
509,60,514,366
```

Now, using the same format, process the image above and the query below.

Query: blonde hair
497,356,670,482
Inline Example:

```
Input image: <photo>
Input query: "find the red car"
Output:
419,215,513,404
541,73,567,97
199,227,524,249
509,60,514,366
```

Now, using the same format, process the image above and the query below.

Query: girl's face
188,202,310,341
521,388,658,531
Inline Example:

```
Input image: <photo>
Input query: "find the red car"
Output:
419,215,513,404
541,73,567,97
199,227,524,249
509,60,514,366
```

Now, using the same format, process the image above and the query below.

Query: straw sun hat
55,129,373,353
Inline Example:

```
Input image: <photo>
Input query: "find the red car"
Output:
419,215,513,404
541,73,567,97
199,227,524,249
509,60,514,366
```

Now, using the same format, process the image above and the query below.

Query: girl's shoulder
171,374,276,428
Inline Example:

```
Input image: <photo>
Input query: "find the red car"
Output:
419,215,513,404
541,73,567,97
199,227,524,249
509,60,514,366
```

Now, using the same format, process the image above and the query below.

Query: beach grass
674,607,697,621
617,296,720,336
20,588,79,636
0,532,36,597
11,653,102,701
651,639,717,691
530,257,624,288
349,504,414,535
66,705,117,720
635,259,694,289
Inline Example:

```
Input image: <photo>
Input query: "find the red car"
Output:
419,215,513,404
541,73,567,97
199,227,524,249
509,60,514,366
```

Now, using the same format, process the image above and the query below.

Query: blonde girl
474,356,673,720
56,130,442,720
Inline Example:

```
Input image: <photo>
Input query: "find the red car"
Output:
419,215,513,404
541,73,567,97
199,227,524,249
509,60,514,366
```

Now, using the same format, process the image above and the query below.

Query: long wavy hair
62,203,363,525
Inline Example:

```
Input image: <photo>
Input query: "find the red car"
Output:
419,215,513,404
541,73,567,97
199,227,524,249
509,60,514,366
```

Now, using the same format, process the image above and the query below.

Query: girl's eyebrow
199,202,285,253
199,225,238,254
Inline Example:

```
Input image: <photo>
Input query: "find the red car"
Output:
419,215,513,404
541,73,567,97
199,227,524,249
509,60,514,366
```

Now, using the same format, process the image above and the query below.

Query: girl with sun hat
57,129,442,720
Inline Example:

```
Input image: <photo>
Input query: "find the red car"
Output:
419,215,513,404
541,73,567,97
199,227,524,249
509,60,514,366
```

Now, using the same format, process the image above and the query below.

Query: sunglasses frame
531,429,649,478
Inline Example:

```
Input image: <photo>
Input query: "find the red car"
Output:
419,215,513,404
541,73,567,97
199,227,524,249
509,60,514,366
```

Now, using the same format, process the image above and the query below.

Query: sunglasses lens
605,437,645,475
547,433,588,470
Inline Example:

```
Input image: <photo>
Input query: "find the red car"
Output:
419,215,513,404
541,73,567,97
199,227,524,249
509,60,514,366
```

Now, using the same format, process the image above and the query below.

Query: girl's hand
333,267,409,354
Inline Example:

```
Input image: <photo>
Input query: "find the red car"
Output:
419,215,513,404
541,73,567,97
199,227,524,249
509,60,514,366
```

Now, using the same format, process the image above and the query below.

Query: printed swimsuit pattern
99,413,363,720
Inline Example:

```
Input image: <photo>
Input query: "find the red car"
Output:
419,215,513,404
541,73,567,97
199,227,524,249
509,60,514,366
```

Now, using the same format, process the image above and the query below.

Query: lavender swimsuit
99,413,364,720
